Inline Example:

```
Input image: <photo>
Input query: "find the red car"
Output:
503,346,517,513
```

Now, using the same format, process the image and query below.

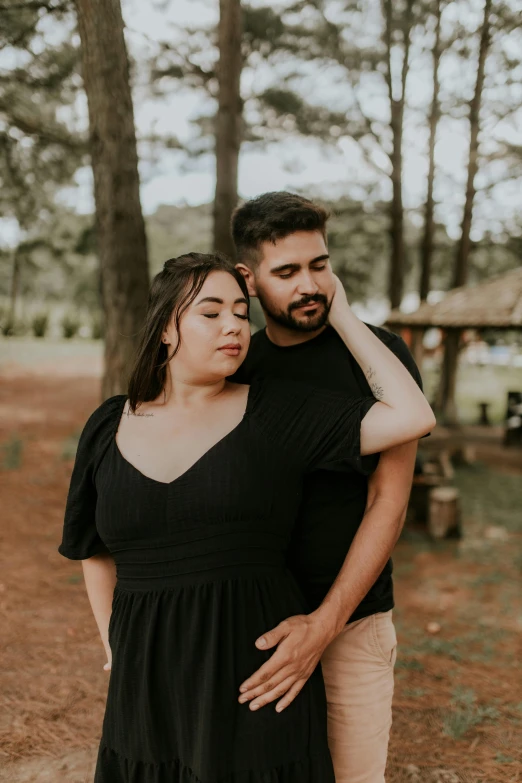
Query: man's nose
296,271,319,296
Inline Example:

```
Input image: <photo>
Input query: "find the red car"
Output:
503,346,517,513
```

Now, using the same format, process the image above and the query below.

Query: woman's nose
223,315,241,334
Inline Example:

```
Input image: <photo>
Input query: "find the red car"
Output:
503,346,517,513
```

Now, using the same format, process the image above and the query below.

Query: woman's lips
219,344,242,357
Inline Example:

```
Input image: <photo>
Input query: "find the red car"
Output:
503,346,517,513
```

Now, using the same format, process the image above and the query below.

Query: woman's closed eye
203,313,249,320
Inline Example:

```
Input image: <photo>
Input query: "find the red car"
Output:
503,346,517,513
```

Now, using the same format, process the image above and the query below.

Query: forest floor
0,340,521,783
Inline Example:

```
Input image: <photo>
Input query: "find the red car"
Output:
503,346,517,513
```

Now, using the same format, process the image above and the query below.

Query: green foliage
62,431,80,461
0,435,24,470
1,314,27,336
31,311,49,337
90,312,104,340
61,311,81,339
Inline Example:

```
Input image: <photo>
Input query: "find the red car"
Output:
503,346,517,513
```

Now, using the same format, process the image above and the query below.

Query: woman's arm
82,552,117,670
329,276,435,454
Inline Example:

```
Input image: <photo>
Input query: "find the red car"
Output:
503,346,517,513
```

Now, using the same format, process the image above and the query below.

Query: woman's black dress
59,379,377,783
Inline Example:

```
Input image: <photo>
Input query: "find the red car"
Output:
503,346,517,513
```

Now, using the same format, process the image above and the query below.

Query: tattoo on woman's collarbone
125,409,154,418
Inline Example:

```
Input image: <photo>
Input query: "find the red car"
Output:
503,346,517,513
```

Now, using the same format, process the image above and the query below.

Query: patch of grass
413,637,463,661
400,627,508,665
61,431,80,461
453,466,522,534
396,658,425,672
1,436,24,470
495,752,515,764
402,687,427,698
423,364,521,425
470,571,505,587
442,687,500,740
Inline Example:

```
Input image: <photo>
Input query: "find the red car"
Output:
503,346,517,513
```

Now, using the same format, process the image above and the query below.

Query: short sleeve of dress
258,380,379,476
58,395,125,560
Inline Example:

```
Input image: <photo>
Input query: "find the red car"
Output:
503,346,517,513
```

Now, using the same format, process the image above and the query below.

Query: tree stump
478,402,491,426
428,487,461,539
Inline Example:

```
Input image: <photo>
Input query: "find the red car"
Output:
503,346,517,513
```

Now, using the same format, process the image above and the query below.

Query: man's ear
235,263,258,297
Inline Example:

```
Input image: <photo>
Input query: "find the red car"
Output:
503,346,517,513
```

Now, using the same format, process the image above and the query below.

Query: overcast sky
2,0,521,249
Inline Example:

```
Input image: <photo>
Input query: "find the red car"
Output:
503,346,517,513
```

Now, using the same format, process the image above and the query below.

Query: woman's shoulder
79,394,127,449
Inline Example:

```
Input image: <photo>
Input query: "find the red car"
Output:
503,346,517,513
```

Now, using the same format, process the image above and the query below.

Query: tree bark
8,248,21,328
435,330,461,426
452,0,492,289
437,0,492,424
213,0,243,259
420,0,442,302
75,0,150,399
382,0,415,310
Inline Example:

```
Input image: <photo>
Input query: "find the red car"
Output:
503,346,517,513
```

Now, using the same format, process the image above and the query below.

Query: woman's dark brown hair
127,252,249,412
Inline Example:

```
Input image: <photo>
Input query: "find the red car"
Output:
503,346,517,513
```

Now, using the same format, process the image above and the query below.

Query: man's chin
289,311,328,332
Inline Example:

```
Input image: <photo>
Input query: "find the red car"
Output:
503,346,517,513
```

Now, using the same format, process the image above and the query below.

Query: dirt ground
0,349,521,783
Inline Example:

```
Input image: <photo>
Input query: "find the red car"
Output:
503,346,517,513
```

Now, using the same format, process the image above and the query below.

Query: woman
59,253,434,783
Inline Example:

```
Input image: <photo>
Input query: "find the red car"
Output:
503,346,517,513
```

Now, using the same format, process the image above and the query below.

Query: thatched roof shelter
387,267,522,330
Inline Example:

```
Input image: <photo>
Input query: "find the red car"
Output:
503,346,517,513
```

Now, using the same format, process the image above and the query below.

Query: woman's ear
235,263,258,297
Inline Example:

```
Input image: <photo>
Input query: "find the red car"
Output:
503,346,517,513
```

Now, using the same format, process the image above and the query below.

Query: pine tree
74,0,150,398
214,0,243,258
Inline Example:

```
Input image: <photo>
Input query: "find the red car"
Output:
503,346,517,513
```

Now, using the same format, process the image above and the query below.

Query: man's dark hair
231,191,330,266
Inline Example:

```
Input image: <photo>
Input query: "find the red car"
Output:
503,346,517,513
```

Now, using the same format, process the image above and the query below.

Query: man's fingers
255,621,289,651
238,664,293,703
244,675,297,711
239,648,293,694
275,679,306,713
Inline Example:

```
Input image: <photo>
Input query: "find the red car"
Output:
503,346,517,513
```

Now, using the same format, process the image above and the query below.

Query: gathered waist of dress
111,529,287,590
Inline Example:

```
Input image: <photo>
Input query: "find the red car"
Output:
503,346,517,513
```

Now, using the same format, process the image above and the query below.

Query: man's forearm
311,497,406,637
311,441,417,637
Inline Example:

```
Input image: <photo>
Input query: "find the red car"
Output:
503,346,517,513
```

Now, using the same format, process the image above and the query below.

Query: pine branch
0,1,70,11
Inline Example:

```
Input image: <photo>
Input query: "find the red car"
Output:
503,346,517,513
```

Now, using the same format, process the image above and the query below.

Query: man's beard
257,291,331,333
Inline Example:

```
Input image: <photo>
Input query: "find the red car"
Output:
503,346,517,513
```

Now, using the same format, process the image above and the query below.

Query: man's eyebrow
196,296,248,305
270,255,330,274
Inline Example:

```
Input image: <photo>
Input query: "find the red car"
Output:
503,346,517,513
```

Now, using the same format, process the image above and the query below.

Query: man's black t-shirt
232,324,423,622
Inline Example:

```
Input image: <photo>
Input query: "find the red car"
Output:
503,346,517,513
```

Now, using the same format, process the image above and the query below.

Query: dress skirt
94,564,334,783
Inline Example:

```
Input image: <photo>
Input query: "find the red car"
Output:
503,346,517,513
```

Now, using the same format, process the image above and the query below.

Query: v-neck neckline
112,382,256,487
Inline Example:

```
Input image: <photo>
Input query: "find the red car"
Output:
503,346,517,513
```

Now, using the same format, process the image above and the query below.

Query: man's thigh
320,610,397,783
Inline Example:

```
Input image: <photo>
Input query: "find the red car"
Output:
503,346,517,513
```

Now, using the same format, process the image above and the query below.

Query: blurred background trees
0,0,521,409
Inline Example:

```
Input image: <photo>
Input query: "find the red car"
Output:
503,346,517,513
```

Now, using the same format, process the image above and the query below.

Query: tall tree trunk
452,0,492,289
213,0,243,258
388,100,405,310
8,248,20,328
75,0,150,399
412,0,443,370
382,0,415,309
420,0,442,302
437,0,492,425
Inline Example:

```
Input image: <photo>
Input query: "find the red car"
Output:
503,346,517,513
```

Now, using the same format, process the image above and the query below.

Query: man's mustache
288,294,328,313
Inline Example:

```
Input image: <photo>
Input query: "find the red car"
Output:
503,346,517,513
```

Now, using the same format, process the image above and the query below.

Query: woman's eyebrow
196,297,248,305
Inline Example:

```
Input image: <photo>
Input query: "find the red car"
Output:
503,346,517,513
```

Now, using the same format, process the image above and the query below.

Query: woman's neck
161,374,227,409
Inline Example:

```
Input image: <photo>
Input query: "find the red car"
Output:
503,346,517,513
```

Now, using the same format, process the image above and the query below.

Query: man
230,192,423,783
